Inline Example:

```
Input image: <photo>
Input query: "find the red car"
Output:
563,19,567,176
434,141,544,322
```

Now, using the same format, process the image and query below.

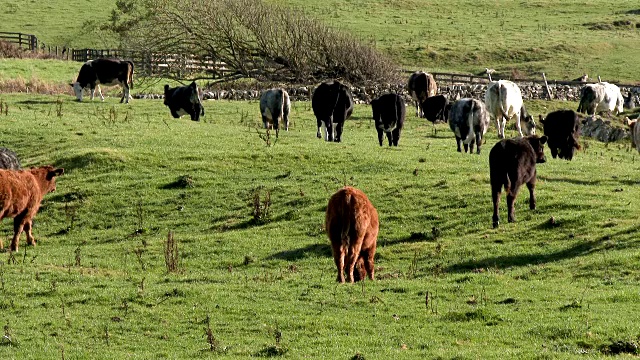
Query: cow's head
525,135,547,164
188,81,200,105
31,166,64,193
70,82,84,101
521,106,536,136
163,84,171,105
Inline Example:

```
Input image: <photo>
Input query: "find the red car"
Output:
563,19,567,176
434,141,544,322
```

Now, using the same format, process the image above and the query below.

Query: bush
104,0,399,84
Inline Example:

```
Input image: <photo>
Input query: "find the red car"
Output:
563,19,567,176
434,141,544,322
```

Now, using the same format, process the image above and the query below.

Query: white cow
577,82,624,115
485,80,536,139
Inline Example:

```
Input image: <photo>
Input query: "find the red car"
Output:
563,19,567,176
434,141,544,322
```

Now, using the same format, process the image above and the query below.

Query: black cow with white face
70,58,134,103
163,82,205,121
312,80,354,142
371,93,405,146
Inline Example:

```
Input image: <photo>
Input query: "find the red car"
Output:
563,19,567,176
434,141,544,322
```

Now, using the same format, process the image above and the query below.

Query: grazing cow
448,98,490,154
0,166,64,251
407,71,438,117
489,135,547,228
420,95,449,123
0,148,21,170
485,80,536,138
312,80,354,142
163,82,205,121
259,88,291,137
325,186,379,283
577,82,624,115
625,117,640,153
371,93,405,146
538,110,581,161
70,58,134,103
623,92,636,110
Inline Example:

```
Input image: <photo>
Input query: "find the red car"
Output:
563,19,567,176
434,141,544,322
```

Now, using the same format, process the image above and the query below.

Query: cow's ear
69,83,74,87
538,114,545,124
540,136,548,145
190,81,197,88
47,168,64,179
164,84,169,92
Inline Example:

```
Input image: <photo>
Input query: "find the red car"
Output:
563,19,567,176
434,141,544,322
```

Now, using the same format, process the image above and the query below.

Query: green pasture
2,1,640,81
0,93,638,358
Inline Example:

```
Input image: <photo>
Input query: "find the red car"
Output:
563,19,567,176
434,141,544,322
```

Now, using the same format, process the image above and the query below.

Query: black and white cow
163,81,205,121
420,95,449,123
577,82,624,115
70,58,134,103
0,148,21,170
448,98,490,154
259,88,291,137
371,93,405,146
312,80,354,142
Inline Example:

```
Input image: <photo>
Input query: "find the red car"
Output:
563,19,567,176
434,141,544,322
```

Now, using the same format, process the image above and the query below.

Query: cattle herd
1,60,638,284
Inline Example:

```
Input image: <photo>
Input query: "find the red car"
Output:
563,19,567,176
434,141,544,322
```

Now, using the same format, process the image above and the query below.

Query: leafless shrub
104,0,398,84
251,188,271,223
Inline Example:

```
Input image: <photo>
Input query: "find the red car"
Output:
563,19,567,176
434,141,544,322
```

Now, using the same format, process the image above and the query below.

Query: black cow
371,93,405,146
420,95,449,123
538,110,581,161
70,58,134,103
490,135,548,228
448,98,490,154
163,82,205,121
312,80,354,142
0,148,21,170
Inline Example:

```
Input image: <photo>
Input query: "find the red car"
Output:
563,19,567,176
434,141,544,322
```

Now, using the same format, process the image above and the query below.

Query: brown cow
626,117,640,153
489,136,547,228
0,166,64,251
325,186,379,283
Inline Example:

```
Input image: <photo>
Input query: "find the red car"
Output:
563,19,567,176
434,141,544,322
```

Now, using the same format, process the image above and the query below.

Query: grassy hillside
2,0,640,81
0,94,639,358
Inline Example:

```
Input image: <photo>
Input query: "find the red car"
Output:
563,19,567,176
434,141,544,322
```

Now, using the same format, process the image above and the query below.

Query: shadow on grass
446,224,640,273
15,99,62,105
266,243,331,261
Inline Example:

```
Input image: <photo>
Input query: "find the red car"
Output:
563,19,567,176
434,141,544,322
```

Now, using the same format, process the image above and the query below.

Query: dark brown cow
0,166,64,251
407,71,438,118
489,136,547,228
538,110,581,161
325,186,379,283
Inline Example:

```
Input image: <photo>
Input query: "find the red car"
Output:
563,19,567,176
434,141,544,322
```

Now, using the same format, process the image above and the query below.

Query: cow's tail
341,191,354,245
127,61,134,90
463,100,476,145
498,83,509,121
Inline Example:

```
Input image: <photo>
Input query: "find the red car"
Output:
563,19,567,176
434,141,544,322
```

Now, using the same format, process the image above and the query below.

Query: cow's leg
121,83,130,104
386,131,393,146
492,188,501,228
475,132,482,154
331,243,346,283
362,243,376,281
316,118,323,139
90,86,96,101
377,128,384,146
11,217,26,252
497,117,505,139
469,139,476,154
334,121,343,143
527,181,536,210
346,241,364,283
25,221,35,246
262,115,270,130
414,100,420,117
455,136,462,152
463,141,469,153
283,105,290,131
272,112,280,138
515,113,524,137
392,128,401,146
507,187,519,223
97,85,104,101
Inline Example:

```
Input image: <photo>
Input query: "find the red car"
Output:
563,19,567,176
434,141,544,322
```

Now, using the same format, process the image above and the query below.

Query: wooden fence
0,31,38,51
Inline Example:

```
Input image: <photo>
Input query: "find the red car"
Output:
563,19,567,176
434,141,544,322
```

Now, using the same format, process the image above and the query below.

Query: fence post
542,73,553,100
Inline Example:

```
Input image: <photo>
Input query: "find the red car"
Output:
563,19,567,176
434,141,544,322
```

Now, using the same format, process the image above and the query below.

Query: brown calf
489,136,547,228
0,166,64,251
325,186,379,283
626,117,640,154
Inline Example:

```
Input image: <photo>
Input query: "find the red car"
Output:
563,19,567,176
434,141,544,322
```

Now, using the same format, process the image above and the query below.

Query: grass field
0,93,639,358
2,0,640,81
